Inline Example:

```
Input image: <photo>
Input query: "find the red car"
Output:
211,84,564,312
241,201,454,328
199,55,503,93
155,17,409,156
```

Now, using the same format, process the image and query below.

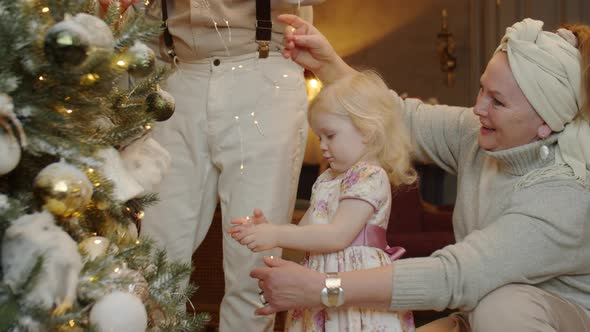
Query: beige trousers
141,52,308,332
417,284,590,332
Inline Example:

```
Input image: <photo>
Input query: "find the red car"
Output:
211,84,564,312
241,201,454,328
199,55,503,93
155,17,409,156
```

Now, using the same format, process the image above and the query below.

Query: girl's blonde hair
309,70,416,186
562,24,590,119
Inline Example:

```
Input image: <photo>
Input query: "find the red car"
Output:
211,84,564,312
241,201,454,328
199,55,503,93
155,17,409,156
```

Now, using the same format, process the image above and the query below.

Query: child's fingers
240,234,255,246
228,224,244,234
253,208,264,218
231,217,249,225
247,241,258,251
230,230,245,241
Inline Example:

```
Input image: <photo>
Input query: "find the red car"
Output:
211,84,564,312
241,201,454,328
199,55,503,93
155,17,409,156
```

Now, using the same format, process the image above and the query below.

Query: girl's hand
229,208,277,251
242,224,279,252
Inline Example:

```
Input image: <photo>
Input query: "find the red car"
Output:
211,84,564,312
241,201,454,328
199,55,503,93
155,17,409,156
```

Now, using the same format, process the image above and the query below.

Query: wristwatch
320,272,344,307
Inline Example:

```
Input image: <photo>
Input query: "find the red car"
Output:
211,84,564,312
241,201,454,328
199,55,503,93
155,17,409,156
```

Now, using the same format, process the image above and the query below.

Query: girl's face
310,110,368,175
474,52,548,151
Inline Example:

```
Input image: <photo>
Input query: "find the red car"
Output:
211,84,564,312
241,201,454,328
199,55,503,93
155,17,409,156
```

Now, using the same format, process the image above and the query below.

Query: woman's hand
229,209,278,252
277,14,356,84
251,256,324,315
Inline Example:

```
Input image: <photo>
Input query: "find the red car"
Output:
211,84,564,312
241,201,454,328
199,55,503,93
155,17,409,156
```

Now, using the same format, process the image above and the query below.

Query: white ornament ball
89,291,147,332
127,41,156,78
79,236,110,261
0,131,21,175
72,13,115,51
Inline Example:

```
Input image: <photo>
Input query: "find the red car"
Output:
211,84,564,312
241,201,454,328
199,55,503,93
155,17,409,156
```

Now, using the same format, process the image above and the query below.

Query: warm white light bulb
309,79,319,89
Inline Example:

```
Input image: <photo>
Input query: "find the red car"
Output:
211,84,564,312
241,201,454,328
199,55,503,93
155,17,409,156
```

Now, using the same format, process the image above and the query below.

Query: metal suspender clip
255,0,271,58
255,20,272,58
161,0,176,61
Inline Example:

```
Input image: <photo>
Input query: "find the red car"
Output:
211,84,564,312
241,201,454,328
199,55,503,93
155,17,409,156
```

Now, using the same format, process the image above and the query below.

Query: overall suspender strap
161,0,176,60
255,0,272,58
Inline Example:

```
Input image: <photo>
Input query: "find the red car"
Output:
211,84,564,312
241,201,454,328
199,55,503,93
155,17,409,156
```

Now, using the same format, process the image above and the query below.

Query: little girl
229,70,416,332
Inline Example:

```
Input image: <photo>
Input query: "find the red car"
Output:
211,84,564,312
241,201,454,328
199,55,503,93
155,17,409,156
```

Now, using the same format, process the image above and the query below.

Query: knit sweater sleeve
391,91,478,175
390,180,590,311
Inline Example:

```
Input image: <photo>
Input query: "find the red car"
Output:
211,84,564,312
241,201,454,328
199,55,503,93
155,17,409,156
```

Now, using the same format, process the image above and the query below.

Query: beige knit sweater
389,91,590,312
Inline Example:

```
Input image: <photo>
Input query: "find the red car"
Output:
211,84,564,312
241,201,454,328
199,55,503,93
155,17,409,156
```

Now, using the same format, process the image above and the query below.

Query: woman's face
474,52,547,151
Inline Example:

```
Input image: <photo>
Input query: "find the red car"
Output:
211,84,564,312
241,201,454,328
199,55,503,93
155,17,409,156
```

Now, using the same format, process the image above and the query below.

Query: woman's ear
537,124,552,139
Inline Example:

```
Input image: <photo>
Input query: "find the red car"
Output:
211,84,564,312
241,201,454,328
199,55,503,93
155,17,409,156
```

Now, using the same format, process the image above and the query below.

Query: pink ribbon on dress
350,224,405,261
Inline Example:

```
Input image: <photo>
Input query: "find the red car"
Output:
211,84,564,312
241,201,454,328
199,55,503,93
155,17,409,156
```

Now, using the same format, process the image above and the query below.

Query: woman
251,16,590,332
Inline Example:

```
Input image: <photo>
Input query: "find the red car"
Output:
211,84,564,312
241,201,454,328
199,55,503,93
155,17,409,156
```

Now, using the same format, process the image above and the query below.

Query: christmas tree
0,0,208,330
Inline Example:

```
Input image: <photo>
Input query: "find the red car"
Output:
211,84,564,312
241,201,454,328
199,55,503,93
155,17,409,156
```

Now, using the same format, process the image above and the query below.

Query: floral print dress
284,161,415,332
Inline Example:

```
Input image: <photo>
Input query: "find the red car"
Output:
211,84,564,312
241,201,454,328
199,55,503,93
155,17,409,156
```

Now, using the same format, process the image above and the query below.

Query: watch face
322,273,343,307
325,278,341,289
325,273,341,288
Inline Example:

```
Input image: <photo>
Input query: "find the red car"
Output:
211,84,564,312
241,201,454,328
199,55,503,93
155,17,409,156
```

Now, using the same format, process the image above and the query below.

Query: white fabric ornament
1,211,82,314
120,136,171,193
0,93,26,175
89,291,148,332
97,147,143,202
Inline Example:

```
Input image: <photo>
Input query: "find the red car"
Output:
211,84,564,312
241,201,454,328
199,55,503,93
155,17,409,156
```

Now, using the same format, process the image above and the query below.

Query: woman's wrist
304,269,325,307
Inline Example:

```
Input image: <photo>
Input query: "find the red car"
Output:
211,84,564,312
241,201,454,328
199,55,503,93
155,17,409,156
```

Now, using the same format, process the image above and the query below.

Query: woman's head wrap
496,18,590,184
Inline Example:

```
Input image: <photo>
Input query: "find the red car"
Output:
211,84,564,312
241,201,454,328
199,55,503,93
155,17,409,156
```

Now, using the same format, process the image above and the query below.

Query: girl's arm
229,199,373,253
277,198,373,252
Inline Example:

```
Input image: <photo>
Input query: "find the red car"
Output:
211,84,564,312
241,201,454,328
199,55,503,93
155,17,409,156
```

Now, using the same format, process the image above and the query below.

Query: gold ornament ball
33,162,93,217
99,217,138,246
146,88,175,122
79,236,110,261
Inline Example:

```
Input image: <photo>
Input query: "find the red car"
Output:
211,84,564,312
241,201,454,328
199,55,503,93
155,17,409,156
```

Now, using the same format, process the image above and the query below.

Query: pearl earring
539,145,549,160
